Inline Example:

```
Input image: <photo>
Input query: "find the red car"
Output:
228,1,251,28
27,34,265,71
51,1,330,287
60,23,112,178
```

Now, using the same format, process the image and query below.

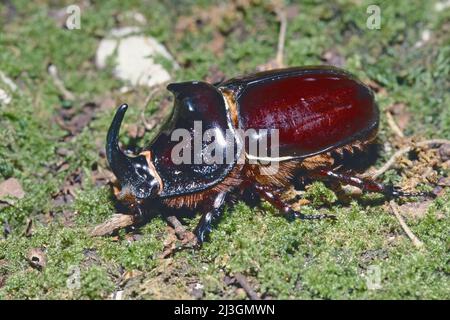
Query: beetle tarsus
194,192,227,244
315,170,433,200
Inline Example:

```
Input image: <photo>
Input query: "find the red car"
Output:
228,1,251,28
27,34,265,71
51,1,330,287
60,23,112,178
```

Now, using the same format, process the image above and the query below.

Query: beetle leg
254,184,336,220
194,191,228,244
313,170,434,198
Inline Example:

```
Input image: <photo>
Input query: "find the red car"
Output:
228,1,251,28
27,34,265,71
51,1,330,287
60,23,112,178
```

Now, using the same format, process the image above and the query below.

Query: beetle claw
387,185,436,199
195,226,209,245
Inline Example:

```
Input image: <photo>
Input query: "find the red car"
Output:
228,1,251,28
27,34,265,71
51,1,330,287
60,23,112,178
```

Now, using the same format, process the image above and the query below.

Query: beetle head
106,104,160,201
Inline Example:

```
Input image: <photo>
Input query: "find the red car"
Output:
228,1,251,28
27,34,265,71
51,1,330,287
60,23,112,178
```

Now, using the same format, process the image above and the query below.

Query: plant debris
27,248,47,270
390,201,424,249
56,102,99,138
233,272,261,300
91,213,138,237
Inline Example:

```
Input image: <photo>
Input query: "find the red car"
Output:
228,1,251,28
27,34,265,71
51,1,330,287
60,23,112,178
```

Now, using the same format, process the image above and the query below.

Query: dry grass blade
47,64,75,101
386,111,405,138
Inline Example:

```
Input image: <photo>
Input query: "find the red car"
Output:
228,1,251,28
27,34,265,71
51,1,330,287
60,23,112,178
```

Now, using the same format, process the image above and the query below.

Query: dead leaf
127,123,146,139
438,143,450,161
27,248,46,270
285,4,300,19
0,178,25,204
56,102,99,138
365,79,387,96
205,66,226,85
51,168,83,207
209,32,225,56
99,97,117,112
437,177,450,187
91,168,115,187
322,50,346,68
388,103,411,132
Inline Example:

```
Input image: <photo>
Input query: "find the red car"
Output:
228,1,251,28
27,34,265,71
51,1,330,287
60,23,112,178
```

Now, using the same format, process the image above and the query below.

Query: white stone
435,0,450,11
414,29,432,48
0,71,17,106
95,27,177,87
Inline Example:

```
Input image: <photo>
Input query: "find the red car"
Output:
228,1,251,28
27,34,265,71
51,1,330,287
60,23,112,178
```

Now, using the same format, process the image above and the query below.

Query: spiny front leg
313,169,434,199
253,183,335,220
194,191,228,244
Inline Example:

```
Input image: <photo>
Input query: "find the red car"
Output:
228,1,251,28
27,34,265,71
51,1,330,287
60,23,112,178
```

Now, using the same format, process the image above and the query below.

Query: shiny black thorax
150,81,241,198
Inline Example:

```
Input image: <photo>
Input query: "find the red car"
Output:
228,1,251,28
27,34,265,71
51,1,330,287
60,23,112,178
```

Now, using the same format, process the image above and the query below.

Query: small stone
435,0,450,12
0,71,17,106
235,288,247,299
0,178,25,203
191,283,204,299
95,27,178,87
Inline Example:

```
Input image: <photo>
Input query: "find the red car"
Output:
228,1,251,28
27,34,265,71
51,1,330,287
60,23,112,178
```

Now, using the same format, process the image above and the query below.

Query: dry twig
385,111,405,138
91,213,137,237
275,8,287,68
166,215,197,245
234,272,261,300
48,64,75,101
389,201,424,249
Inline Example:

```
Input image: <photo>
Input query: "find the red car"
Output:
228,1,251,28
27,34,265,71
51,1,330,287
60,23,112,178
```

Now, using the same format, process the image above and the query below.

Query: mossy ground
0,0,449,299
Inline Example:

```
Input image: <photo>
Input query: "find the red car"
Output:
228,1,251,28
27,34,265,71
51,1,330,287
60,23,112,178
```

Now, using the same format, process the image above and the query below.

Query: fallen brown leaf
439,143,450,161
91,168,115,187
56,102,99,139
0,178,25,204
205,65,226,84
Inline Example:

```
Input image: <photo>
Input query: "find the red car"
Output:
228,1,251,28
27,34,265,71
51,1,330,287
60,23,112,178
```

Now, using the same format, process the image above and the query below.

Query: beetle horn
106,104,134,182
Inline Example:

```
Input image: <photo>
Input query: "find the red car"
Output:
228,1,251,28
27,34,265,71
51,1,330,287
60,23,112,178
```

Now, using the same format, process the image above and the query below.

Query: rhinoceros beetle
106,66,429,244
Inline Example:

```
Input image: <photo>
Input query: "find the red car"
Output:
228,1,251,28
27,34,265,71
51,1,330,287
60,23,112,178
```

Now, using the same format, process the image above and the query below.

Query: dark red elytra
106,66,430,244
221,67,378,158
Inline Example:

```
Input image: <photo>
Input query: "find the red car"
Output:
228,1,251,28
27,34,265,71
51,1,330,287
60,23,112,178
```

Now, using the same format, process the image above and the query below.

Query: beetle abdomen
220,66,379,160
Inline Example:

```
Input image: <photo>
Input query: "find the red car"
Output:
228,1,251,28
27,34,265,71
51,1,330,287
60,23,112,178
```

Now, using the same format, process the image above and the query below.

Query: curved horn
106,104,133,181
